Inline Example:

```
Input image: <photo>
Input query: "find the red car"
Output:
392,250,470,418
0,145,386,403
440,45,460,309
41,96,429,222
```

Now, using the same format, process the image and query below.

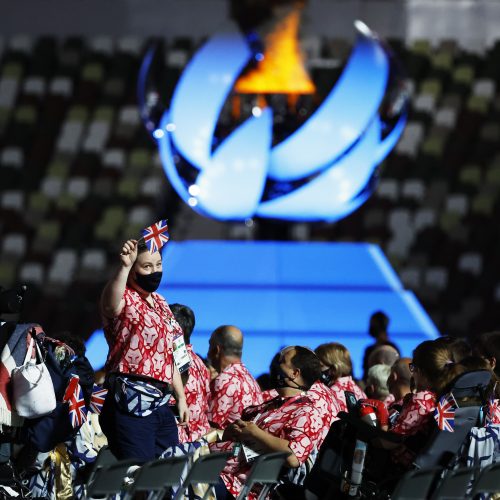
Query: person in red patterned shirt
207,325,263,429
211,345,324,499
315,342,366,413
169,303,212,442
99,239,188,462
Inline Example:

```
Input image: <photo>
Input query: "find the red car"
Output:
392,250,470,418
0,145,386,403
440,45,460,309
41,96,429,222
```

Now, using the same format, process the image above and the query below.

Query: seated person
375,340,471,469
367,345,400,371
315,342,366,411
473,331,500,405
391,340,458,437
169,303,212,442
207,326,262,429
211,346,324,499
387,358,412,423
365,364,394,406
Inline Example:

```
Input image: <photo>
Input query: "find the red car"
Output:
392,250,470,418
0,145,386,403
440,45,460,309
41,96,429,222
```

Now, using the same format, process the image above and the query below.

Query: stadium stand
2,35,500,340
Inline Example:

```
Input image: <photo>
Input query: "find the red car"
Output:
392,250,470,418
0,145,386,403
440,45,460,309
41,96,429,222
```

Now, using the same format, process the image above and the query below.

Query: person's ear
490,357,496,370
290,367,300,380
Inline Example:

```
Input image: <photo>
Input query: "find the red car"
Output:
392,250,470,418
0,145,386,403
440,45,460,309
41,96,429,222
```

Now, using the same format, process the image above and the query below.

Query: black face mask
275,368,289,388
134,271,163,293
320,369,333,386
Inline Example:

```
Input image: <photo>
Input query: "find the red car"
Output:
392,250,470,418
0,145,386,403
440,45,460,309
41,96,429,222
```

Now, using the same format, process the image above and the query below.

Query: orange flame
235,8,315,95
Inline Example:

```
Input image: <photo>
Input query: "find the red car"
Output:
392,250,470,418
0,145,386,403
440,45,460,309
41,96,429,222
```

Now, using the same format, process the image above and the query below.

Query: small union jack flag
486,397,500,424
63,375,88,428
434,392,457,432
89,384,108,415
141,219,170,253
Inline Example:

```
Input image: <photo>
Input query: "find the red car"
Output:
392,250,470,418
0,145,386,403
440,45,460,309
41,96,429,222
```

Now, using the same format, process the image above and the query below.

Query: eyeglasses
409,362,417,373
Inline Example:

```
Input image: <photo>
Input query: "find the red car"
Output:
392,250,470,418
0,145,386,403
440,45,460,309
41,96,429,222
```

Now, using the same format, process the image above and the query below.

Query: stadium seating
1,35,500,340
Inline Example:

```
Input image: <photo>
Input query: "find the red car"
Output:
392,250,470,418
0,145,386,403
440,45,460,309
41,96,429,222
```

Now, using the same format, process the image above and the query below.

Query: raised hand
119,239,139,268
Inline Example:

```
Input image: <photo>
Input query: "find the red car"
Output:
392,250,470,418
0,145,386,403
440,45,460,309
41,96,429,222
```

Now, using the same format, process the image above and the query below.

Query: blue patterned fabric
462,424,500,469
114,376,171,417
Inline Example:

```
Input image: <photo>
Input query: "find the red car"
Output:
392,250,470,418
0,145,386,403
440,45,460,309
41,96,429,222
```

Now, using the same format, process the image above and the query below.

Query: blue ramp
86,241,438,378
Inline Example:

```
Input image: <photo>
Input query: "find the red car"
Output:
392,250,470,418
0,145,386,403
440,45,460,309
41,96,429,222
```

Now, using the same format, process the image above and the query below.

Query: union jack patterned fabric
486,398,500,425
391,390,436,436
329,376,367,413
434,392,457,432
103,286,181,384
114,376,171,417
210,393,323,499
208,362,263,429
89,384,108,415
63,376,88,429
141,219,170,253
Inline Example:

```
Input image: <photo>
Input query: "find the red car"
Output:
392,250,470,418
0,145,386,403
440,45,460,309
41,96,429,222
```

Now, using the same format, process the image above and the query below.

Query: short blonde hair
315,342,353,380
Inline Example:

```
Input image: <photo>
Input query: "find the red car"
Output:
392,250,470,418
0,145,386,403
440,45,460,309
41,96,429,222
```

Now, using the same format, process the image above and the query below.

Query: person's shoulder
411,390,436,406
152,291,168,306
123,286,141,303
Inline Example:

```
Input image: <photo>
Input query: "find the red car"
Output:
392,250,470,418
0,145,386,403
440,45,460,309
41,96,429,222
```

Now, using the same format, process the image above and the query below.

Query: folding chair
86,459,137,499
430,466,479,500
469,462,500,497
123,455,191,500
173,452,232,500
391,467,442,500
236,451,290,500
85,446,117,490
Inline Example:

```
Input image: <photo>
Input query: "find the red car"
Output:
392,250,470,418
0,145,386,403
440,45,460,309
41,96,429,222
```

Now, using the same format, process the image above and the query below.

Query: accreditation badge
173,334,191,373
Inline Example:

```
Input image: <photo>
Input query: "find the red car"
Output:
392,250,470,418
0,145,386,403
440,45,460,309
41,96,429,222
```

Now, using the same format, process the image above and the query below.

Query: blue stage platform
86,241,439,378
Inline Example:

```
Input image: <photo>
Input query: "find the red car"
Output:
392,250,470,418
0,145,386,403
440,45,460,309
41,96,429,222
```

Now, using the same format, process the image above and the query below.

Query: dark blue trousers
99,392,179,463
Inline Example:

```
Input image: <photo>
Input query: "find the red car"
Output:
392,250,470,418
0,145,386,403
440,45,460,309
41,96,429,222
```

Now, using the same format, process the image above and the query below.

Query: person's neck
219,355,241,372
129,282,152,301
277,386,303,398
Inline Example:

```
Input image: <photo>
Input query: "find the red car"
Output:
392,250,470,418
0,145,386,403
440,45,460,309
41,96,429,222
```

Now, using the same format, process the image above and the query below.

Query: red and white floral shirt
208,362,263,429
391,390,436,436
329,376,367,413
103,286,181,384
178,345,211,442
262,388,279,402
211,393,323,498
488,399,500,424
308,381,342,447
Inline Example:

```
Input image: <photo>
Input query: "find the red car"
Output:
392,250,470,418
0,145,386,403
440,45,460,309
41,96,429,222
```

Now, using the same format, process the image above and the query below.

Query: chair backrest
391,467,442,500
132,455,190,492
235,451,290,500
173,452,231,500
470,462,500,496
86,445,117,487
415,406,481,468
87,459,137,497
430,466,479,500
183,452,232,485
